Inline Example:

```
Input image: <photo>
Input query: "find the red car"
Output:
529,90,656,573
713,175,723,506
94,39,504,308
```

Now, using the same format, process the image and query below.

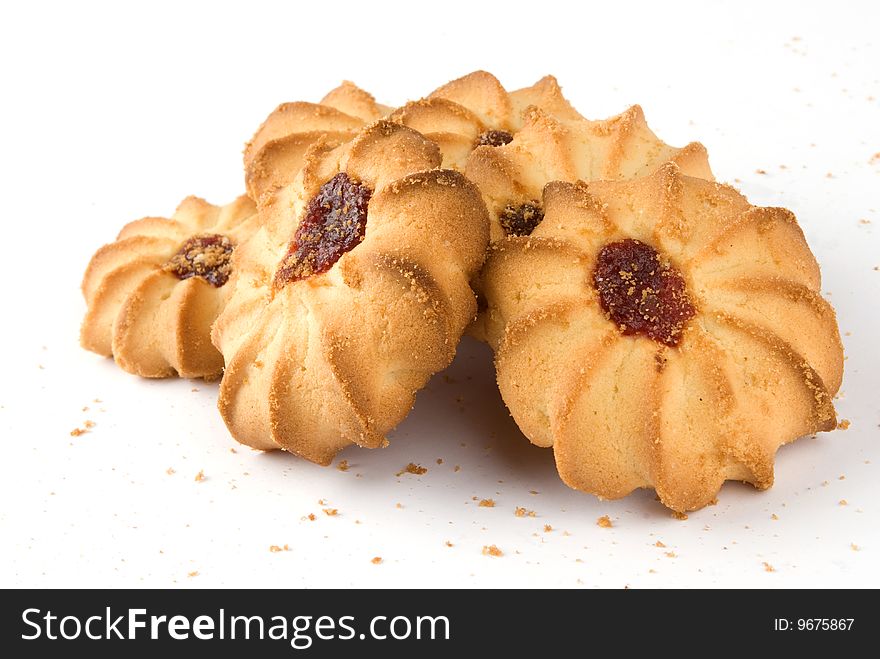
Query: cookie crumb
322,508,338,517
755,168,767,175
596,515,613,528
478,498,495,508
307,513,316,521
851,543,860,551
69,427,86,437
269,544,290,553
671,511,688,521
229,448,237,454
654,540,666,548
194,470,205,482
771,514,779,520
482,544,503,557
336,460,349,472
84,420,96,429
445,541,454,547
187,571,199,578
762,562,776,573
453,465,461,473
396,463,427,476
371,556,383,564
166,467,176,476
839,499,848,506
665,551,677,558
514,507,536,517
544,524,553,533
837,419,851,430
395,502,403,509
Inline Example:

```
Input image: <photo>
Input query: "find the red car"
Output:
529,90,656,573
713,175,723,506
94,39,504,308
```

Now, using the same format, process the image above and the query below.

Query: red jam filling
274,172,372,287
476,130,514,147
163,234,233,287
593,239,695,346
499,202,544,237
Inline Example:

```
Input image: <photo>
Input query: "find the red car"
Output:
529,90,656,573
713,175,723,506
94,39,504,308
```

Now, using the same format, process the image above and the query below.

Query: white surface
1,0,878,588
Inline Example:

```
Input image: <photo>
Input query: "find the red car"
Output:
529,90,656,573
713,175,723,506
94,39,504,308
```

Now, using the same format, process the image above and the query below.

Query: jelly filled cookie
482,163,843,512
81,195,258,379
212,121,489,463
391,72,710,243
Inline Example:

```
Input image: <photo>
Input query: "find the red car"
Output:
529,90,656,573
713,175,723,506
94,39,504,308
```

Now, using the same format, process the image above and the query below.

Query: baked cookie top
213,121,489,463
81,195,258,379
482,163,843,512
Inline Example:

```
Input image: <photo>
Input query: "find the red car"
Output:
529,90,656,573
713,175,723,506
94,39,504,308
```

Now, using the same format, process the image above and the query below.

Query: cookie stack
80,72,843,512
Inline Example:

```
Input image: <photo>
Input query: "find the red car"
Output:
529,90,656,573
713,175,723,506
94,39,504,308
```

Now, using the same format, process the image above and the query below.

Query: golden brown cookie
81,195,259,379
482,163,843,512
391,72,710,242
212,121,490,464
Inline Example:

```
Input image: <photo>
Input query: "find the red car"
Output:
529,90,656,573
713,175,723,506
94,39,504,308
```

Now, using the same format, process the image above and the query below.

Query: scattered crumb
482,545,503,557
269,544,290,553
84,420,96,429
870,152,880,164
755,168,767,175
514,507,536,517
859,219,872,225
445,541,454,547
596,515,613,528
671,511,689,521
371,557,383,565
322,508,338,517
851,543,860,552
397,463,427,476
529,490,539,495
70,427,86,437
191,387,199,393
665,551,677,558
839,499,848,506
478,498,495,508
81,406,89,412
654,540,666,548
395,502,403,509
453,465,461,473
194,470,205,482
318,499,327,505
187,571,199,578
763,562,776,573
166,467,176,476
544,524,553,533
336,460,349,472
838,419,851,430
229,448,237,454
826,172,834,178
307,513,316,521
648,569,657,574
771,514,779,521
839,475,846,480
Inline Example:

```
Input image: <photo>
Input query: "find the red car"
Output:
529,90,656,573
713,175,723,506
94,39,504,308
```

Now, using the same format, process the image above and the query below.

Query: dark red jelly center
499,202,544,237
593,239,695,346
274,172,372,287
476,130,514,148
163,233,233,287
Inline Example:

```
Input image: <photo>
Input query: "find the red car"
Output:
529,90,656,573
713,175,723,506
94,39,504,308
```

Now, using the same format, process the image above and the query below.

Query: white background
1,0,878,588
